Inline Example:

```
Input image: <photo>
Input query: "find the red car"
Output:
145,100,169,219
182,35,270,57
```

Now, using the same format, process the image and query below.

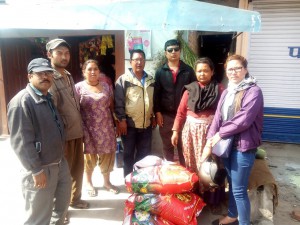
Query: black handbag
212,136,234,158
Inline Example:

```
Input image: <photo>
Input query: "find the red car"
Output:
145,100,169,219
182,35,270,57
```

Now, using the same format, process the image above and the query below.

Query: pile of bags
123,156,206,225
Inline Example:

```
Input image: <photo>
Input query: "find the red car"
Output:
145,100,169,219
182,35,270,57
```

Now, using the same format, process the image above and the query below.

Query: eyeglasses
131,58,145,63
32,71,54,77
166,47,180,53
226,67,243,74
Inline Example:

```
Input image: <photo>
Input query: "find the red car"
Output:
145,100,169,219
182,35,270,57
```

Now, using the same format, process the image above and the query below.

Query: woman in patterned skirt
171,57,224,212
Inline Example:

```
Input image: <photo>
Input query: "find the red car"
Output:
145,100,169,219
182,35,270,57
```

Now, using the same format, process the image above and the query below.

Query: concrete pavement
0,132,219,225
1,133,300,225
0,135,129,225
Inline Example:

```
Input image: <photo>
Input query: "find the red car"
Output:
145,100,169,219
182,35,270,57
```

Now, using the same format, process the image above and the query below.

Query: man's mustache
40,80,50,83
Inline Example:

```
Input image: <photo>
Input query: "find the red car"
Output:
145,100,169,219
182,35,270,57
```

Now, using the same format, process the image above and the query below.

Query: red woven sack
125,192,206,225
125,164,199,194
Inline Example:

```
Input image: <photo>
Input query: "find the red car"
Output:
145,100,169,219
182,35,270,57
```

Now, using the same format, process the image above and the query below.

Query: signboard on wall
125,30,152,60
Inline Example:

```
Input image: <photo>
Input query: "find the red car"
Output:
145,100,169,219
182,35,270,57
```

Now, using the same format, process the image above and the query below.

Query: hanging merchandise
29,37,49,58
103,35,114,48
100,35,114,55
79,35,115,68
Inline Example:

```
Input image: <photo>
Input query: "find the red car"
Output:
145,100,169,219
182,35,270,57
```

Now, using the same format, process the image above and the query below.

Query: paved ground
1,132,299,225
0,132,219,225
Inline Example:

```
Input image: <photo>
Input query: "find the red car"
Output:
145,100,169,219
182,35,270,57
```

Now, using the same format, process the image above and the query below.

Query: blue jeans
121,126,152,177
222,149,256,225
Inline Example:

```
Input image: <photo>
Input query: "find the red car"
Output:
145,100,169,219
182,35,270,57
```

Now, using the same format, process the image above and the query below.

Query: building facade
247,0,300,143
1,0,299,144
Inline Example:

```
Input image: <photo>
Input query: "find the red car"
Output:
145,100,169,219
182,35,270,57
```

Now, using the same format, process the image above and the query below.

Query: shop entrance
63,35,116,84
78,35,116,87
197,33,235,83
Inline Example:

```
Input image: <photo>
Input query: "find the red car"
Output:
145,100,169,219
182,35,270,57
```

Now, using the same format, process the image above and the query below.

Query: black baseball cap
27,58,55,73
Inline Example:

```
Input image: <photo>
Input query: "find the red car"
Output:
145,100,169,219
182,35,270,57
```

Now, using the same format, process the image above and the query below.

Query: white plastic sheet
0,0,261,32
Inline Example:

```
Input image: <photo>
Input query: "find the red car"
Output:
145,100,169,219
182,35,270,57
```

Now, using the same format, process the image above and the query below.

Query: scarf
184,80,219,113
222,75,257,120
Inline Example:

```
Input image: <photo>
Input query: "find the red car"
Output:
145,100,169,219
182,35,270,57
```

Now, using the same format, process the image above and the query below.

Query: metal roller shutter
249,0,300,143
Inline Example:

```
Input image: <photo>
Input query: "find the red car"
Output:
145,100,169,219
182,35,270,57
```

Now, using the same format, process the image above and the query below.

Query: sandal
87,188,98,197
104,185,120,194
70,199,89,209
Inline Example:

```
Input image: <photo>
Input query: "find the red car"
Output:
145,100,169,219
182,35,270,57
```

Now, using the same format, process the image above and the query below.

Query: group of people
7,38,119,225
7,37,263,225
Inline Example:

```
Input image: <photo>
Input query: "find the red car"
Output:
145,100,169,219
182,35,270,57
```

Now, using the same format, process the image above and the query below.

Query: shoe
64,212,69,224
64,217,69,224
70,199,89,209
104,185,120,194
87,188,98,197
211,219,239,225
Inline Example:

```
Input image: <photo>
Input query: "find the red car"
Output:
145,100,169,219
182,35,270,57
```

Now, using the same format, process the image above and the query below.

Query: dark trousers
64,138,84,205
159,113,185,166
121,126,152,177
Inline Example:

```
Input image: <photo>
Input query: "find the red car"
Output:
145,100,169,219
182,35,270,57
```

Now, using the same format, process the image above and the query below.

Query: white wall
124,30,184,76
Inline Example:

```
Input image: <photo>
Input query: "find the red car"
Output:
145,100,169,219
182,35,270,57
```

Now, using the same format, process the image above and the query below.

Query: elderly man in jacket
115,49,156,177
7,58,71,225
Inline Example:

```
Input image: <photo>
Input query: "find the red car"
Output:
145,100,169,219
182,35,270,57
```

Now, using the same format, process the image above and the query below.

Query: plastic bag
133,155,163,170
125,164,199,194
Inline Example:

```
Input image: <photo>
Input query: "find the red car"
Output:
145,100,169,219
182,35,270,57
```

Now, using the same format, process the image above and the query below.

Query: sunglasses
166,47,180,53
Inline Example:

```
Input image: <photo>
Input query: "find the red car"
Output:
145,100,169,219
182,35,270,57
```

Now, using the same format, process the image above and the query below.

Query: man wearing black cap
154,39,197,166
7,58,71,225
46,38,89,211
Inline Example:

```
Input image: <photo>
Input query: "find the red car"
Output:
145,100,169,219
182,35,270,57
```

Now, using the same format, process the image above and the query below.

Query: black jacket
154,60,196,115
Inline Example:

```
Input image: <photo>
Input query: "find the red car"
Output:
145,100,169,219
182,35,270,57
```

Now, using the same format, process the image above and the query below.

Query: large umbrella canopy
0,0,261,32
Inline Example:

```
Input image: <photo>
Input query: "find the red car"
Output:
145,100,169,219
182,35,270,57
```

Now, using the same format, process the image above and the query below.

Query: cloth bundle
123,155,206,225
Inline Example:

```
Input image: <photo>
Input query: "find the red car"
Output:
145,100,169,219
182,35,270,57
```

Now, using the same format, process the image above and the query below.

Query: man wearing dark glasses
154,39,196,166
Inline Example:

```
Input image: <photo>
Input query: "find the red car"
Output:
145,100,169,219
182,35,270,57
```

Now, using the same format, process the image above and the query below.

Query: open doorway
197,33,235,83
78,35,116,88
21,35,117,86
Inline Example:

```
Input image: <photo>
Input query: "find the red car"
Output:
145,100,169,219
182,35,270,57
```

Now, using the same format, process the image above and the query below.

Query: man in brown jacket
47,39,89,216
